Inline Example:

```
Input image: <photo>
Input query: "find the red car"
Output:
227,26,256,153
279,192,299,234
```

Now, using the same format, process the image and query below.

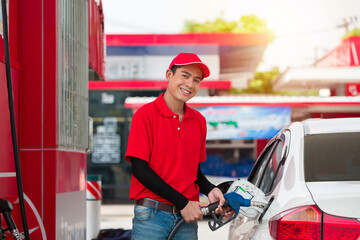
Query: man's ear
166,69,173,80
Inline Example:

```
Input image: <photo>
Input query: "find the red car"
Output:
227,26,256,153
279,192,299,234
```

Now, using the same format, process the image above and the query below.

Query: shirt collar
155,93,195,119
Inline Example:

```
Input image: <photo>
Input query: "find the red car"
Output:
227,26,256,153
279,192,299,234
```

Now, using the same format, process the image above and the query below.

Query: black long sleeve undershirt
195,167,216,196
131,157,216,210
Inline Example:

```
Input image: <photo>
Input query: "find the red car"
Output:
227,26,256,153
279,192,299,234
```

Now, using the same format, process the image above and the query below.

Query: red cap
169,53,210,78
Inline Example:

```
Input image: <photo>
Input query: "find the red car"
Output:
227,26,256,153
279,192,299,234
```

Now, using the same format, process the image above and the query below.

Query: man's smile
180,87,192,94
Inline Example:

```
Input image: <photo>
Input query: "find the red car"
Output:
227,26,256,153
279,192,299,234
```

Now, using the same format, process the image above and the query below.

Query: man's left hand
207,187,234,217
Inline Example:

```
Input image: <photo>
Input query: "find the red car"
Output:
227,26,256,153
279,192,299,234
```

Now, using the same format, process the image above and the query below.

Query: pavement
100,204,230,240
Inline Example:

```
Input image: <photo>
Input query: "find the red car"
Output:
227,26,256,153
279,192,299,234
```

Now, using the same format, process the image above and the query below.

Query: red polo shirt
125,94,207,205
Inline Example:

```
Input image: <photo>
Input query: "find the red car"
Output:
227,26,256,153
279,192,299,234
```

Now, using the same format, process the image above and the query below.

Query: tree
228,67,318,96
182,15,274,41
229,67,279,94
342,27,360,40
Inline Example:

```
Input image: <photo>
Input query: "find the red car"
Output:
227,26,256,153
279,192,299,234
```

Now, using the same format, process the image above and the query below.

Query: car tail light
323,213,360,240
269,205,360,240
269,205,321,240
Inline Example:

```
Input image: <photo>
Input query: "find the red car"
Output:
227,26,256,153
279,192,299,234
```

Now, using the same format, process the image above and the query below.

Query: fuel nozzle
201,191,252,216
0,199,23,240
205,181,269,232
202,192,251,231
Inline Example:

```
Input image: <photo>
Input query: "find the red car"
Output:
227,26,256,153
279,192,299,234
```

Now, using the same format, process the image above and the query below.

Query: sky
102,0,360,71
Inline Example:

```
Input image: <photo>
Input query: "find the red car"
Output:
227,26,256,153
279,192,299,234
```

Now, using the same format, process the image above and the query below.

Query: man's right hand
180,201,208,223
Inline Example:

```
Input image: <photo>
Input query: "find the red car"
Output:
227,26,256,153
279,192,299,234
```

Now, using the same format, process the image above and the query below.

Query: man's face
165,64,203,104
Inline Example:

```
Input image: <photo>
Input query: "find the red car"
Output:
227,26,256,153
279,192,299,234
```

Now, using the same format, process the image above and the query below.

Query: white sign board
92,117,121,163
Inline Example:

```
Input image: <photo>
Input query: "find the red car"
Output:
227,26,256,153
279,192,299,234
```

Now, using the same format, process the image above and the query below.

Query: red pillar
18,0,87,239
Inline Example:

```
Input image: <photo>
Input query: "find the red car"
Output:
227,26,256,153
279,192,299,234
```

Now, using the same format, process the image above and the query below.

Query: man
125,53,226,240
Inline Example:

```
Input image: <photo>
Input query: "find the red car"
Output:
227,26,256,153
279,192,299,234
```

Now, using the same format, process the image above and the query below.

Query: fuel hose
1,0,31,239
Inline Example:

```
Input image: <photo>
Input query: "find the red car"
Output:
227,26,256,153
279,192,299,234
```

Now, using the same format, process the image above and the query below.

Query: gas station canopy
274,36,360,92
273,67,360,90
124,95,360,109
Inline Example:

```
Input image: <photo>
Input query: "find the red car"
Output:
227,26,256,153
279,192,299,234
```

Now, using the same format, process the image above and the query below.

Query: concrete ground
100,204,229,240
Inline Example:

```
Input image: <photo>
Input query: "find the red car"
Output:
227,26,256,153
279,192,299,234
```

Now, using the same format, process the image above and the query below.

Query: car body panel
306,181,360,218
303,117,360,135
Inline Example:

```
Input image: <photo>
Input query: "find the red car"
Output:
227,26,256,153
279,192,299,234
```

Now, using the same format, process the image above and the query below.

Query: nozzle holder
0,199,13,213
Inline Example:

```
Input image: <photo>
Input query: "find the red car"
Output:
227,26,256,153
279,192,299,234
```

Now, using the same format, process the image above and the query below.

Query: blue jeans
132,200,198,240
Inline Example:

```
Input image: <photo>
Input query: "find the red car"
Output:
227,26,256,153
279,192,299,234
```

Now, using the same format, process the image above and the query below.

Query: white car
227,118,360,240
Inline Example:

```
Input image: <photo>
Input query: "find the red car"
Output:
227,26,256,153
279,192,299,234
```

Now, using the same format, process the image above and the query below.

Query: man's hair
170,65,181,75
170,64,204,79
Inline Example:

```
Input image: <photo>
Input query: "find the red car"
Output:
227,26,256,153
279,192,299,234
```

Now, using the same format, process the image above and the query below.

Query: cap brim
174,62,210,79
